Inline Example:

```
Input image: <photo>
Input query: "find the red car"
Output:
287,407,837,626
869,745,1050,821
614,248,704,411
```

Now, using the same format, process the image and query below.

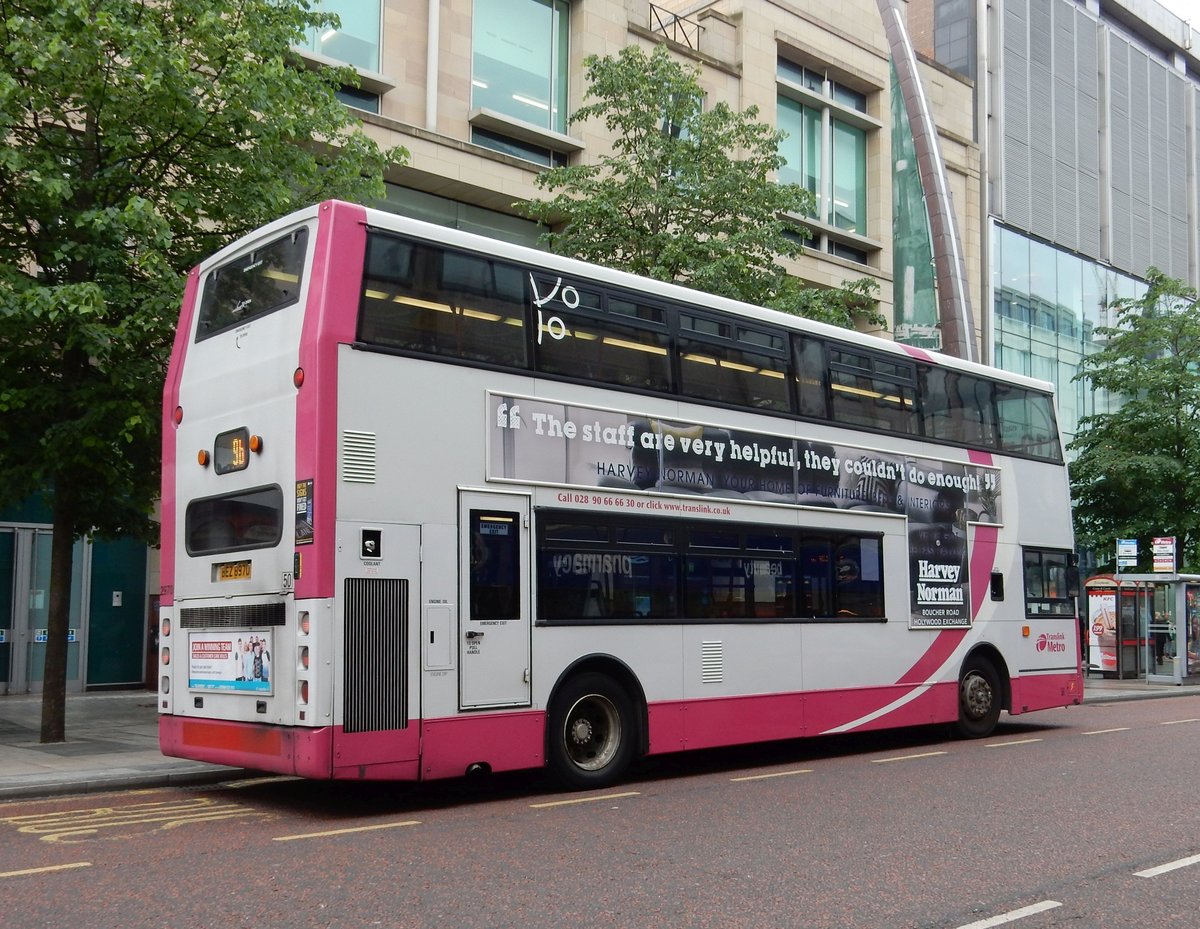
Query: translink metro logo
1036,632,1067,653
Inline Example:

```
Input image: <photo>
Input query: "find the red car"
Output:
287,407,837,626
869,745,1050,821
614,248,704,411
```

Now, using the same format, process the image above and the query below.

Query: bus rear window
185,486,284,555
196,228,309,341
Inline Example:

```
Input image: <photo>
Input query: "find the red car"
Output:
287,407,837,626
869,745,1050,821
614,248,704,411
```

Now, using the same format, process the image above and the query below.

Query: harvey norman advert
488,393,1002,629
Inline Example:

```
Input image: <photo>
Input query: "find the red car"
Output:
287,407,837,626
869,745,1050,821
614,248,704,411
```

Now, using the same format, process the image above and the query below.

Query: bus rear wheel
548,672,636,789
956,656,1002,738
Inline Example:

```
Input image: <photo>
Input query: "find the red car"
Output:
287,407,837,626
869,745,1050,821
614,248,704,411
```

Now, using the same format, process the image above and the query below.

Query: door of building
0,527,86,694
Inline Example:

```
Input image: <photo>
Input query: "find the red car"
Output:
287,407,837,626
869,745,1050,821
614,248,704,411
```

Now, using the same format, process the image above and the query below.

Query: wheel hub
570,718,594,745
962,673,993,720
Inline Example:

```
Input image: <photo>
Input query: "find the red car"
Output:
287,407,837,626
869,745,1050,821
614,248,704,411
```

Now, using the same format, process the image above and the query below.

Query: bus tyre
548,673,636,789
956,657,1001,738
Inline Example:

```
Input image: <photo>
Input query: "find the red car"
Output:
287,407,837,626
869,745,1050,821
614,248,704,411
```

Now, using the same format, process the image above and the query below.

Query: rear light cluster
159,611,173,709
297,609,311,718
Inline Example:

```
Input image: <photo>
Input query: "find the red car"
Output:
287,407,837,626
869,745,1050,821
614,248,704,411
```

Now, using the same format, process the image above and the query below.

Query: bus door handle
465,630,485,639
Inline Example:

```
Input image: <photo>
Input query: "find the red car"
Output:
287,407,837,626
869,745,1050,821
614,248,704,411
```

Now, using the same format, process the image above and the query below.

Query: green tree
1068,269,1200,572
0,0,404,741
520,44,882,328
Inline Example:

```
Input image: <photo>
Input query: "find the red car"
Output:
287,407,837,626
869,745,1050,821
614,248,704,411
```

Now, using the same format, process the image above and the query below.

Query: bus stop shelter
1084,574,1200,684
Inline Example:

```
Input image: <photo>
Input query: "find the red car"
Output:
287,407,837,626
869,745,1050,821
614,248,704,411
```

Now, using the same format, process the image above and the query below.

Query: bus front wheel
548,673,636,789
956,657,1002,738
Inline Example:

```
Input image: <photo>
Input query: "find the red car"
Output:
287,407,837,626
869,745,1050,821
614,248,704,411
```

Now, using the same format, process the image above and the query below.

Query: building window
831,121,866,233
470,127,568,168
336,86,380,114
300,1,381,72
776,58,872,237
472,0,568,135
777,97,823,219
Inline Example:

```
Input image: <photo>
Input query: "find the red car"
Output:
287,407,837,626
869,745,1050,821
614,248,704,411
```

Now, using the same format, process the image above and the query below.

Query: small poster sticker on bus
295,479,314,545
188,632,272,693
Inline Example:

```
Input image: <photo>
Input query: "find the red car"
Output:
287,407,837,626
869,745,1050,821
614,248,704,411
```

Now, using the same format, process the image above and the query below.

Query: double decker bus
158,200,1082,788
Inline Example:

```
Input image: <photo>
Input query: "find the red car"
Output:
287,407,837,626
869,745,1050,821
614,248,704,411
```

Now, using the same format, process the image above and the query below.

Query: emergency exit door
458,492,531,709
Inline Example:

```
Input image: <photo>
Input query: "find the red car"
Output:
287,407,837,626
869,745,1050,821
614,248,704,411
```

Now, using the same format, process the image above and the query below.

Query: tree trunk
39,484,78,744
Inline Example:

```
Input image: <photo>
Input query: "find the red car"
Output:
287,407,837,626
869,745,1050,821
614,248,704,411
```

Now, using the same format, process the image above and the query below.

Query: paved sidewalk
2,677,1198,801
0,690,243,801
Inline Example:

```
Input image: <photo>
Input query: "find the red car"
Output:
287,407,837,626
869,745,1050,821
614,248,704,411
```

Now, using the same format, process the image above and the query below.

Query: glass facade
776,60,870,236
299,1,380,72
472,0,568,134
890,63,939,351
992,224,1146,449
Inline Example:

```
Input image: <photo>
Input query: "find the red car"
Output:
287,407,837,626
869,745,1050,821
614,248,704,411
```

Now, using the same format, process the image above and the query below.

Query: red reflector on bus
293,367,304,388
174,406,184,424
181,719,284,757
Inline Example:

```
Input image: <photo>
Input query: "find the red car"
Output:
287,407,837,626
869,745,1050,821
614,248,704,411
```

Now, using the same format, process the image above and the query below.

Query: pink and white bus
158,200,1082,788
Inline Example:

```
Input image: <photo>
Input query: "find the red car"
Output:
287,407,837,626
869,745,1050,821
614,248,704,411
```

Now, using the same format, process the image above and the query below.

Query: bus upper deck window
196,228,309,341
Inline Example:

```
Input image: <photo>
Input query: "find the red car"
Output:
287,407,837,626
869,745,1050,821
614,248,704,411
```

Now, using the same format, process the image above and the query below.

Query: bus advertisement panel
488,393,1000,628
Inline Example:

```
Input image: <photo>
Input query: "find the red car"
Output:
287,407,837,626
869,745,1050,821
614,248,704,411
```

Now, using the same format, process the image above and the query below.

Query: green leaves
0,0,406,540
519,44,878,328
1069,270,1200,571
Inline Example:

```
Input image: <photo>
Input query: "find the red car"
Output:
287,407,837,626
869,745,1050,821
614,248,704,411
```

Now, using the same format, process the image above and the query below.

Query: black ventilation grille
180,602,286,627
343,578,408,733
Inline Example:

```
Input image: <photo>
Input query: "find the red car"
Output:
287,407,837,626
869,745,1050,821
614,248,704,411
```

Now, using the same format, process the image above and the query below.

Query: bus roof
195,199,1057,399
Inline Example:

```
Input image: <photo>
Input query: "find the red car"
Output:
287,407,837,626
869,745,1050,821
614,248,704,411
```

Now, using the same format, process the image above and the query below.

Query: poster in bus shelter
188,631,273,693
1087,589,1118,673
487,393,1002,629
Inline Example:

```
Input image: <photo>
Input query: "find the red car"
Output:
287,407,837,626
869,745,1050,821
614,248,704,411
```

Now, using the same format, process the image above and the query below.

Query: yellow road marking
0,862,91,879
985,738,1043,748
530,791,640,809
731,769,813,782
273,820,420,842
223,776,304,789
1,797,270,844
871,751,948,764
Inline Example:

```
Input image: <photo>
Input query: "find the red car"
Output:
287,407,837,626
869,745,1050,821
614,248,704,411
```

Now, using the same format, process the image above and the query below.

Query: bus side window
677,315,790,413
793,335,829,420
470,511,520,620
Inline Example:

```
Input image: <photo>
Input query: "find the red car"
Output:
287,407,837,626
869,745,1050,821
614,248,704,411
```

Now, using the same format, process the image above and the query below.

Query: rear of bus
158,203,348,776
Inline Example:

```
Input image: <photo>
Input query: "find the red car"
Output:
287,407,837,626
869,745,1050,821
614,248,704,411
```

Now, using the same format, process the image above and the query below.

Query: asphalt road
2,697,1198,929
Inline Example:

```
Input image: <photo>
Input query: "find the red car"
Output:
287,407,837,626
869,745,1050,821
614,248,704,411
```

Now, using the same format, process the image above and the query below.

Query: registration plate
214,560,252,582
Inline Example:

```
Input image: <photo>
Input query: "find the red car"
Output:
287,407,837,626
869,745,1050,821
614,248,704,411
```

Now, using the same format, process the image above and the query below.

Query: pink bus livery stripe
295,202,368,600
162,669,1096,782
159,267,202,607
827,449,998,731
898,344,938,363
